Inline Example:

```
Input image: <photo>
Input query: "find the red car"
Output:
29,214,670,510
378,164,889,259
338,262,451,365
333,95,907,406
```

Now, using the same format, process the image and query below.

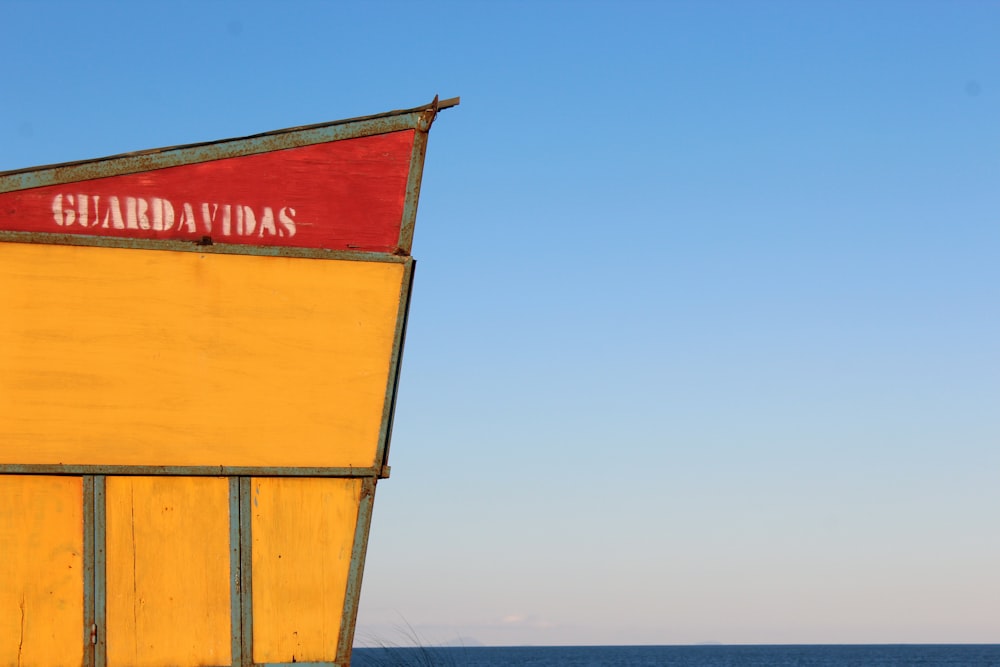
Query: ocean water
352,644,1000,666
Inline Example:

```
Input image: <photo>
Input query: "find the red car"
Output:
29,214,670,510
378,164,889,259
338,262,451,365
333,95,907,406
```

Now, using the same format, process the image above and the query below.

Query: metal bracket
417,95,461,132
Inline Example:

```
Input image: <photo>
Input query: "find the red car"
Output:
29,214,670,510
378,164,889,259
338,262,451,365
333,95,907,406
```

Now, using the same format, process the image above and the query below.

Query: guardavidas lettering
51,194,297,238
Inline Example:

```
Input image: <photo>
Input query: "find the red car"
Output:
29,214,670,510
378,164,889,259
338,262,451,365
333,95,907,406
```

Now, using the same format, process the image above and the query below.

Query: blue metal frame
93,476,108,667
230,478,244,666
0,232,414,263
335,477,379,664
83,476,97,667
239,477,255,667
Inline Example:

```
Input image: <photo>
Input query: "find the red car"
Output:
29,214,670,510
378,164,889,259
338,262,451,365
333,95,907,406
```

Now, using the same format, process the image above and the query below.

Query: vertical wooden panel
0,475,84,667
105,477,231,667
251,477,362,663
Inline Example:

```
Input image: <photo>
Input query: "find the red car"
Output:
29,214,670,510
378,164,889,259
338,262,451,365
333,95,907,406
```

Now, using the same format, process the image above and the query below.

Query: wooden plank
0,475,84,667
251,477,362,663
105,476,231,667
0,130,416,253
0,243,406,468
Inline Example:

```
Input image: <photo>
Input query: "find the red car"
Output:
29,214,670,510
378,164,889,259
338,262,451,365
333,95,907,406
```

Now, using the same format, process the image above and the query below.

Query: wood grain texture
0,242,406,468
251,477,362,663
0,130,415,252
105,476,231,667
0,475,84,667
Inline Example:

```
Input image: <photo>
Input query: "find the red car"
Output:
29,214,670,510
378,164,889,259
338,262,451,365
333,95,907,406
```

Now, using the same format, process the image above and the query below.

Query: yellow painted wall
0,475,84,667
0,242,405,468
251,477,362,663
105,476,231,667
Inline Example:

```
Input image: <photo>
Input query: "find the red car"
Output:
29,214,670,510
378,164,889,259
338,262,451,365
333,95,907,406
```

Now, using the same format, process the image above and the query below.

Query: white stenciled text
51,194,298,238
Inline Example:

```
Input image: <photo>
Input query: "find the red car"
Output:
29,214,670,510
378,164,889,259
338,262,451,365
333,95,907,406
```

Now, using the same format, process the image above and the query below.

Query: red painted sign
0,130,415,253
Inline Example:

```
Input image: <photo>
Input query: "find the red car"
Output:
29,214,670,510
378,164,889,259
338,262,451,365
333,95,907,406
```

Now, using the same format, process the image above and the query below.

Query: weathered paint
0,242,406,469
94,476,107,667
228,478,243,666
83,476,97,667
105,476,231,667
0,131,415,253
0,97,457,256
238,478,255,666
334,478,378,664
251,478,362,664
0,475,84,667
0,96,457,666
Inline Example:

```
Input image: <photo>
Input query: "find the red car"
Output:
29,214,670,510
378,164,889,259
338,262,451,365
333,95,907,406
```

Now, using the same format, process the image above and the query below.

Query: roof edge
0,96,460,182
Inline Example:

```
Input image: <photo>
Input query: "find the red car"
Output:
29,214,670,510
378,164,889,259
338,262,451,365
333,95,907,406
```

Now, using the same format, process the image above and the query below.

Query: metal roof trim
0,96,459,193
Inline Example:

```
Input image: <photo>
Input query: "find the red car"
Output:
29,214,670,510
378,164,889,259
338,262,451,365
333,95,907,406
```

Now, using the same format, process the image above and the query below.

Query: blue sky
3,0,999,647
